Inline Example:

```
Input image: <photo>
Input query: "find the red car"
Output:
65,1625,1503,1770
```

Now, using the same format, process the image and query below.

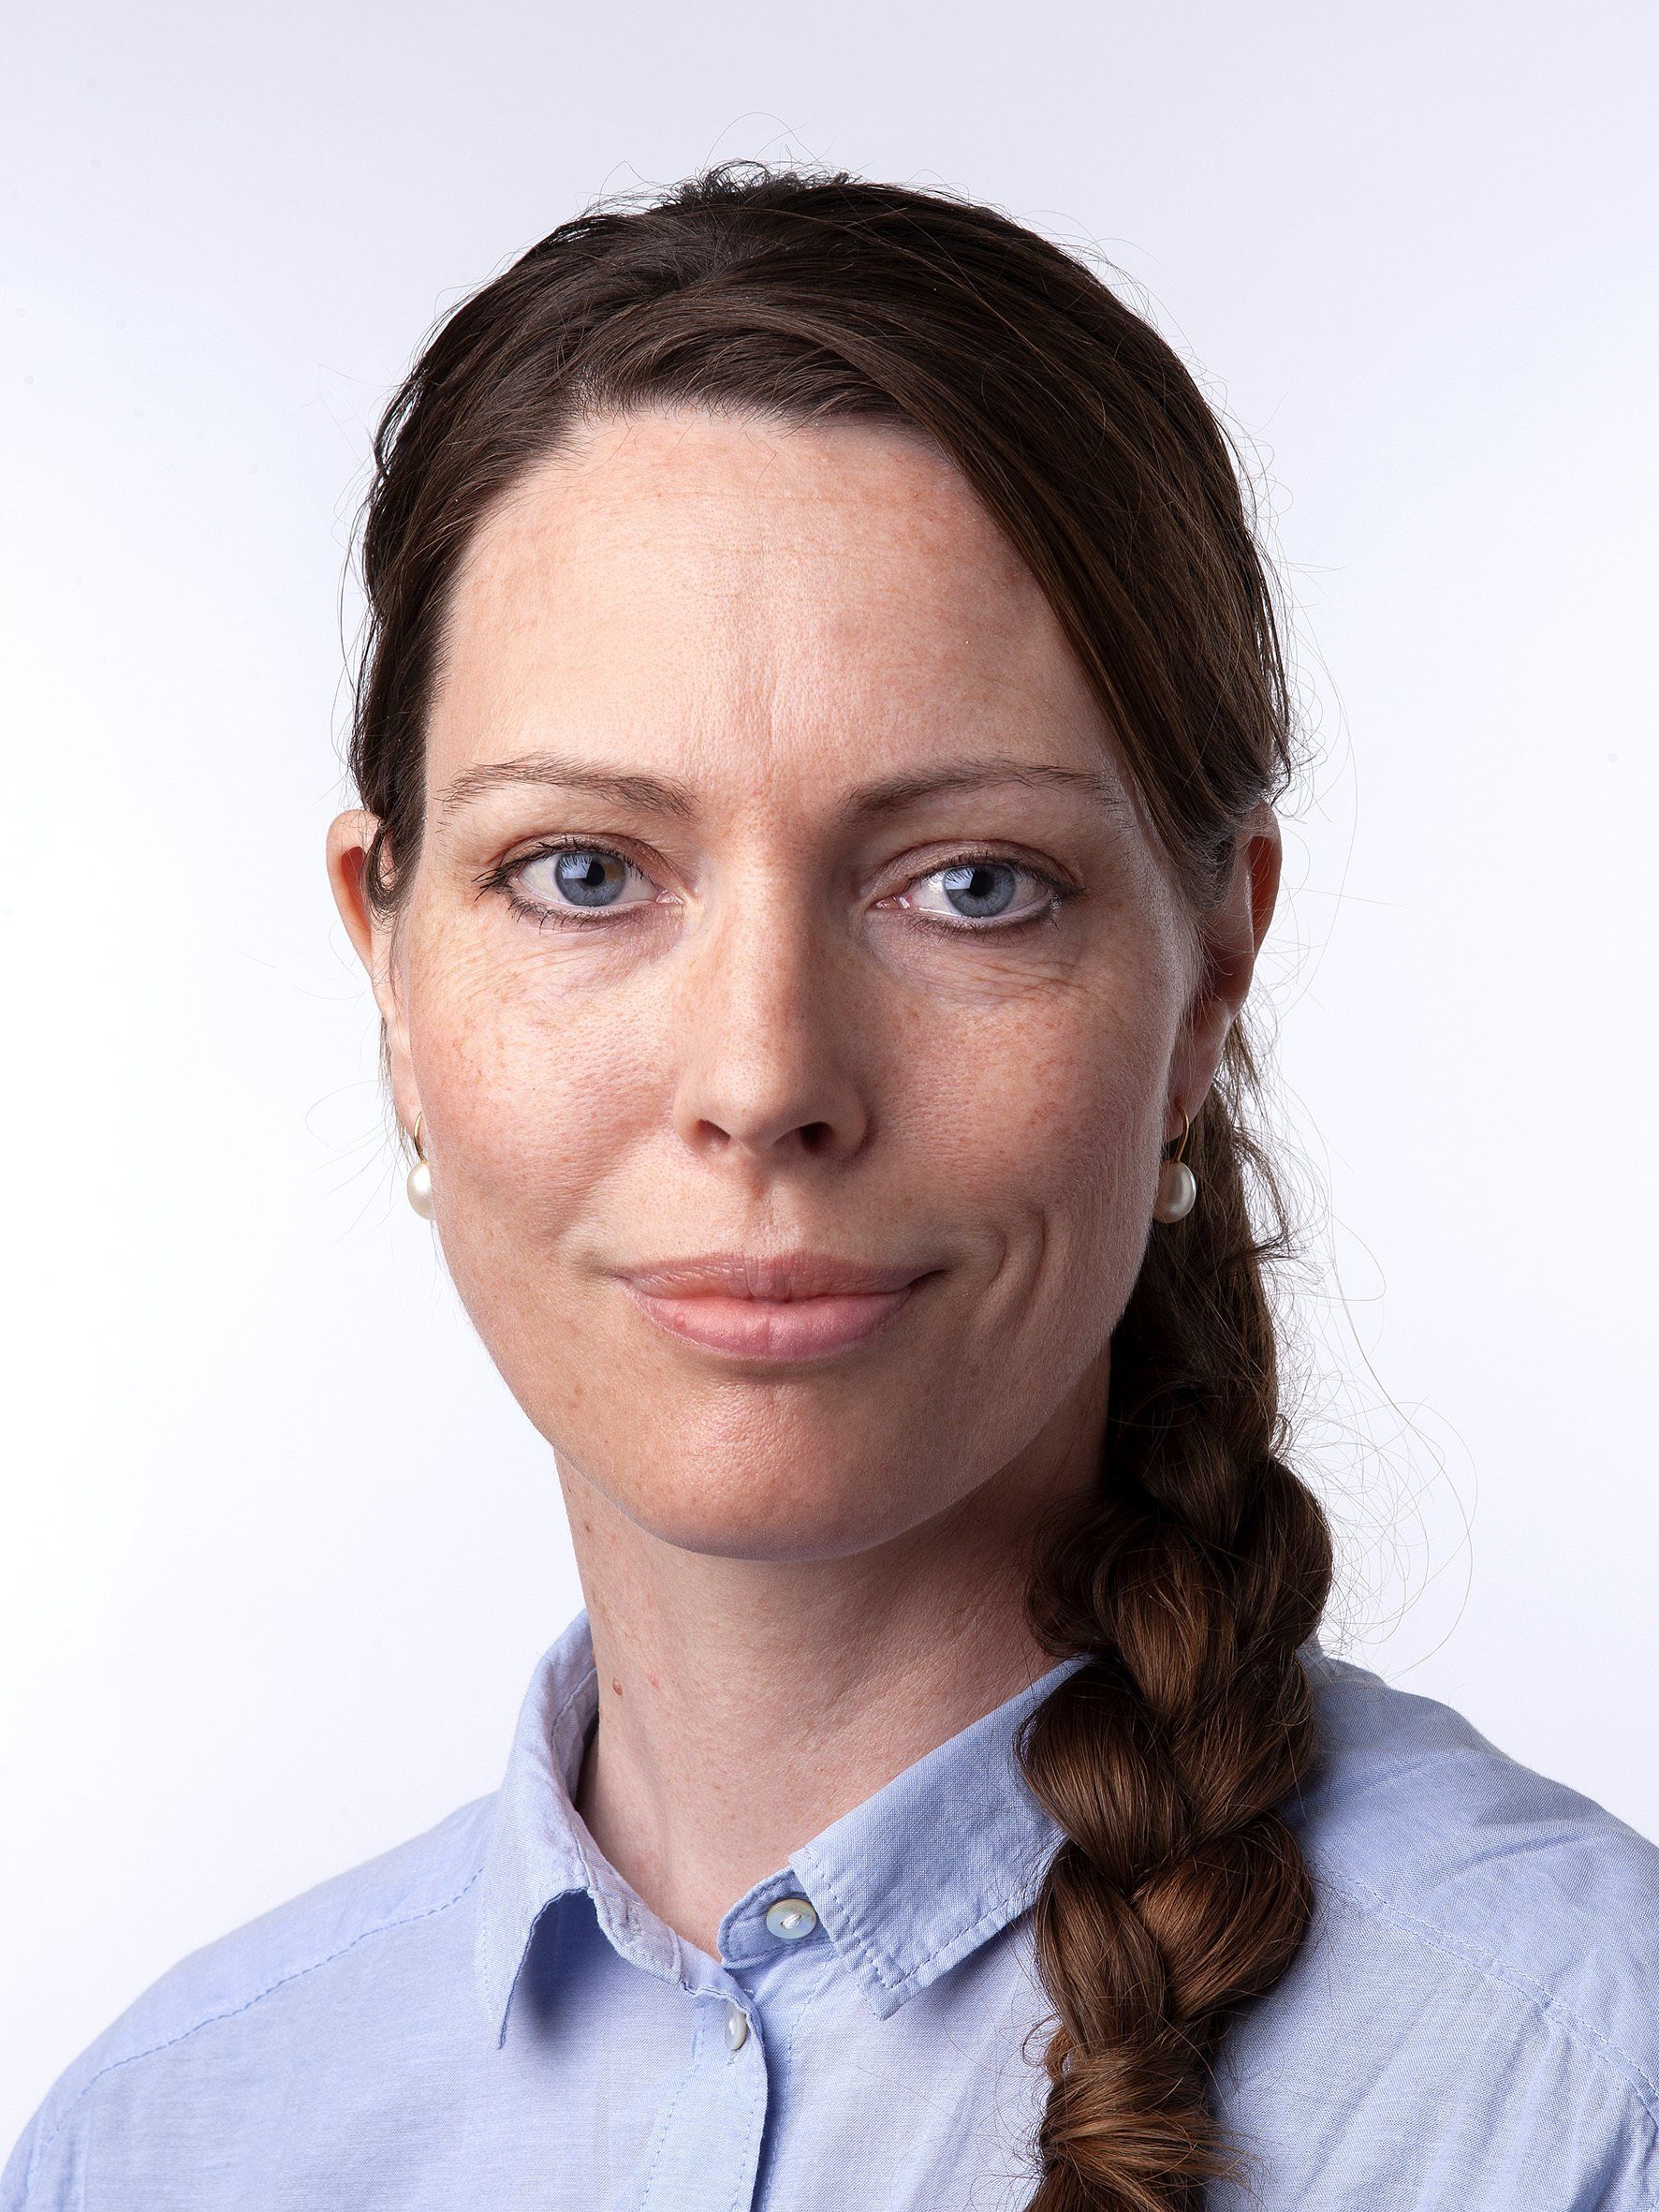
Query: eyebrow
436,754,700,824
434,750,1128,826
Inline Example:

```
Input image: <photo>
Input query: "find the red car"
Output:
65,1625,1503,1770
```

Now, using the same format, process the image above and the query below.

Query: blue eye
904,857,1063,930
500,843,658,922
551,848,633,907
490,842,1071,936
939,861,1018,919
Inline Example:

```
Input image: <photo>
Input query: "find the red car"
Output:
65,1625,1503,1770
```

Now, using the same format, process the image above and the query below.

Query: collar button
764,1895,818,1942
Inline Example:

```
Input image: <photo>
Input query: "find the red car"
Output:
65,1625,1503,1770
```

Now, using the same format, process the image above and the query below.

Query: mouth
616,1251,940,1363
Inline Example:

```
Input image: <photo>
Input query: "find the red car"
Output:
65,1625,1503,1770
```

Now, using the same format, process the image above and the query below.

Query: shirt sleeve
1,2083,91,2212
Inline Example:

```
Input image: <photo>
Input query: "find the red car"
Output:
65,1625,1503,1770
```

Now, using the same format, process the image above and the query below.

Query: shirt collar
786,1644,1087,2018
473,1608,1087,2043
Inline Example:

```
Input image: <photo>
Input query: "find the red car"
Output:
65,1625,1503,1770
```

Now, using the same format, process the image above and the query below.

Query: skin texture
327,407,1281,1954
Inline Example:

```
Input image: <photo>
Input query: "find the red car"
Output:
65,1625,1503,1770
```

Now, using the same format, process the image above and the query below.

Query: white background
3,0,1654,2143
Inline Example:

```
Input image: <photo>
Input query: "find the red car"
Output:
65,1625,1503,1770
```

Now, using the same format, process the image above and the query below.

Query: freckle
611,1677,624,1697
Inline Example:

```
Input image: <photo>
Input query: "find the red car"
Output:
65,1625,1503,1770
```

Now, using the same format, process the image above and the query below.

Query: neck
562,1400,1103,1962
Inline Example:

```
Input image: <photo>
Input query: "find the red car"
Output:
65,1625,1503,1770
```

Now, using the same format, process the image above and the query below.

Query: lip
617,1251,939,1362
623,1251,929,1298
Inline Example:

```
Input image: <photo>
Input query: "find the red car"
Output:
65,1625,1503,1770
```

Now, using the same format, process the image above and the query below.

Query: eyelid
874,820,1079,885
890,848,1073,896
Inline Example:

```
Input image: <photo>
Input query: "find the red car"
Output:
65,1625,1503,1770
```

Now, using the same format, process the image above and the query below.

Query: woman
7,162,1656,2212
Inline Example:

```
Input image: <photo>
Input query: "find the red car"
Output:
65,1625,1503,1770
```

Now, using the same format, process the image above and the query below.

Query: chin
565,1427,959,1565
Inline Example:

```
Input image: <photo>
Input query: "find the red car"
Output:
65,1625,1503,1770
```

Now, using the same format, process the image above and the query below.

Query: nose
668,875,870,1166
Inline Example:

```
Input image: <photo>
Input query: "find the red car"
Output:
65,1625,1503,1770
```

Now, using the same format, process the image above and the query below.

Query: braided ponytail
1017,1038,1333,2209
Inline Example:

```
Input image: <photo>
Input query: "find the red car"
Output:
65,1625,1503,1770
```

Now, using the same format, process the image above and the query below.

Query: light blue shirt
7,1608,1659,2209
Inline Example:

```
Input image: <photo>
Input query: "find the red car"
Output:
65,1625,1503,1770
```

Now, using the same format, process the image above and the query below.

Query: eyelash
481,837,1079,938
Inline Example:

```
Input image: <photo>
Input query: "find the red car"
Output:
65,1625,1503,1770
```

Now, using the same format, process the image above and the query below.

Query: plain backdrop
3,0,1654,2141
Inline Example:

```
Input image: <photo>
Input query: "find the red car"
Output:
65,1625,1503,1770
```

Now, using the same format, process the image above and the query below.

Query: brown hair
346,160,1334,2209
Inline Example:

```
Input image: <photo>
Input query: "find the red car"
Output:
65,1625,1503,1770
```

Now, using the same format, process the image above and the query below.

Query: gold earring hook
411,1108,426,1161
1167,1104,1191,1162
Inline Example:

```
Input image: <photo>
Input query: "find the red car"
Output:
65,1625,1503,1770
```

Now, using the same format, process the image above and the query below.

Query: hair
346,160,1334,2209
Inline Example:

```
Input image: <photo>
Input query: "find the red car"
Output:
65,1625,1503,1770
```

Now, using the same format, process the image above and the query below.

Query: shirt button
724,2002,750,2052
765,1895,818,1942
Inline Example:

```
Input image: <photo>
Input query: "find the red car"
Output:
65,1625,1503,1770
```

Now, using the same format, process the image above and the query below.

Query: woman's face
330,407,1274,1562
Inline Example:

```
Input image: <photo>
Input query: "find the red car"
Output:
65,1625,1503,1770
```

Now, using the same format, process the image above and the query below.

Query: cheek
903,951,1181,1284
398,921,666,1308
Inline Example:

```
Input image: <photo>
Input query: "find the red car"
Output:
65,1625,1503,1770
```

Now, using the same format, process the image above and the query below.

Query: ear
1165,802,1281,1140
326,809,418,1129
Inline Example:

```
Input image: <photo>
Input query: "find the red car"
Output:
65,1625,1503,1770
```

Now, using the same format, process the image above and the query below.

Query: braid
1017,1032,1334,2211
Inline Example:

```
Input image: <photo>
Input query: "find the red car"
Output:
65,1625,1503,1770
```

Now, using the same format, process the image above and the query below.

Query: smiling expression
341,406,1227,1563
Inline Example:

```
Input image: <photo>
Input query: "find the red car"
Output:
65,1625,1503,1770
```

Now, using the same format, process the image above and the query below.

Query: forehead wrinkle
427,420,1132,841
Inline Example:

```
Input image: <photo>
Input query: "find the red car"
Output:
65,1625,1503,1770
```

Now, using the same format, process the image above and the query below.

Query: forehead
423,406,1120,807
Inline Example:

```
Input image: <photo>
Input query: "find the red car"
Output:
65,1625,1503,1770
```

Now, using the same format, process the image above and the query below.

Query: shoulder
1298,1644,1659,1982
1283,1644,1659,2172
2,1793,494,2211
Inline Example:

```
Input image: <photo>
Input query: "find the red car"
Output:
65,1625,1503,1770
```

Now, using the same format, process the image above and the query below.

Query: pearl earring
405,1108,435,1219
1152,1105,1197,1224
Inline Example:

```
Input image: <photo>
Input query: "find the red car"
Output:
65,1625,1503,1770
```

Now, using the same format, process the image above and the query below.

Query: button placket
634,1987,769,2210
